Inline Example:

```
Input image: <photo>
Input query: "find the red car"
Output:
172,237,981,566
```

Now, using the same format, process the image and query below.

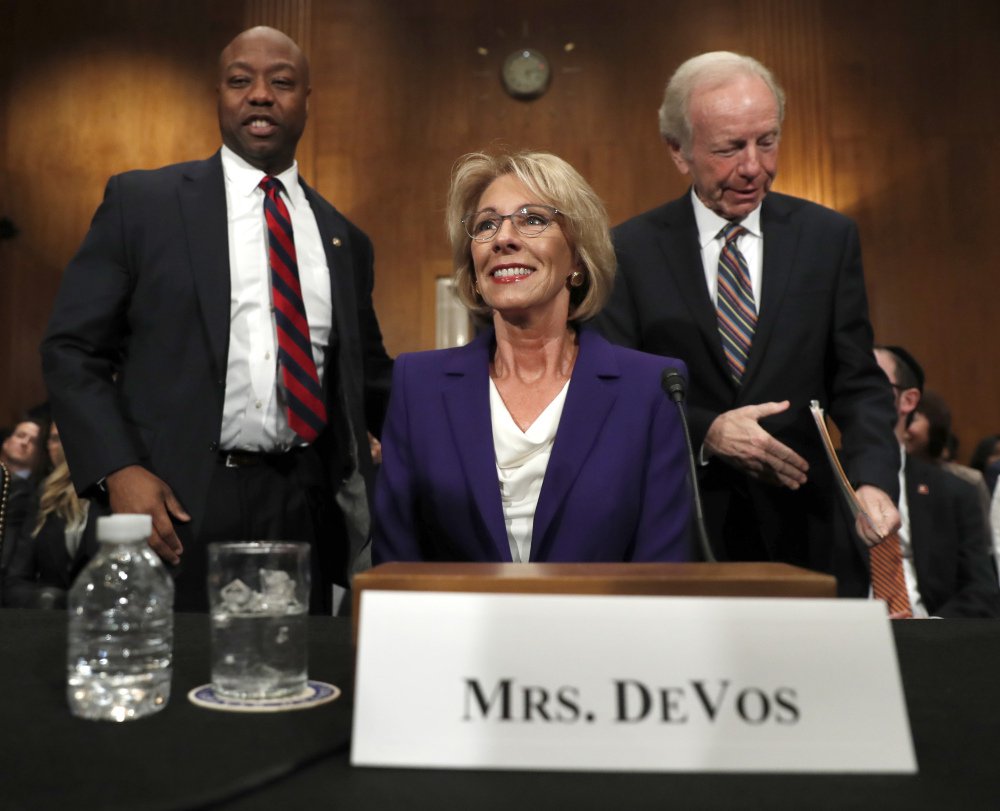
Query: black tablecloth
2,610,353,811
2,610,999,810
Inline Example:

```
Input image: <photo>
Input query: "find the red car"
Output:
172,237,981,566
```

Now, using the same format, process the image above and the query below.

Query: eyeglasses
462,205,561,242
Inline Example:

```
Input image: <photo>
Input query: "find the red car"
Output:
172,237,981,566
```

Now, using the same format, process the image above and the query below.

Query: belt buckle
223,452,256,468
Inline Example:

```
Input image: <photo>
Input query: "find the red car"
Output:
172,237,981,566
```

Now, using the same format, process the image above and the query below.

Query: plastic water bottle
67,513,174,721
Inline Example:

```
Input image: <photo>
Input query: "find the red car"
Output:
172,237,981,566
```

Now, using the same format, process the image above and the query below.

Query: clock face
501,49,551,100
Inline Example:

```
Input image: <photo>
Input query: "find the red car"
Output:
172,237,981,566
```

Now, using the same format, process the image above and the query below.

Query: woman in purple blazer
373,151,691,564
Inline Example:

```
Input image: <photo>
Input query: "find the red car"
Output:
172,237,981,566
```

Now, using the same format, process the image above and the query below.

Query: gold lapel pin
331,237,342,247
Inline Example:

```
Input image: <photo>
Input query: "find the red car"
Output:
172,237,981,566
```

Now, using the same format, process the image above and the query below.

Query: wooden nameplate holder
352,562,836,642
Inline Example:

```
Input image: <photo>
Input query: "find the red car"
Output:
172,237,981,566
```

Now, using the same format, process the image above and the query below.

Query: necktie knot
259,176,285,199
720,223,746,245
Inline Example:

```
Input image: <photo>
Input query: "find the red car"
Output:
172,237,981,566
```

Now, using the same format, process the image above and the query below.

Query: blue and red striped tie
716,223,757,385
260,176,327,443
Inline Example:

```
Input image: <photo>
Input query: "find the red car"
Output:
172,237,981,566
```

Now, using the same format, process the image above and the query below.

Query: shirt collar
220,145,301,210
690,187,763,248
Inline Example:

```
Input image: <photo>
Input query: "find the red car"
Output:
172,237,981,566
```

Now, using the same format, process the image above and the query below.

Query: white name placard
351,592,917,773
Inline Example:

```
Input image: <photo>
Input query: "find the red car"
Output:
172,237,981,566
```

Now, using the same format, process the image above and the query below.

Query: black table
2,610,998,810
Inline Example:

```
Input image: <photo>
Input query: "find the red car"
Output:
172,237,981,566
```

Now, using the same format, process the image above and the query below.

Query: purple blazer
372,327,691,563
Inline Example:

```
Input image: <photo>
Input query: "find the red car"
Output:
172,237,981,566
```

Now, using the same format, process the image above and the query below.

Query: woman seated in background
373,151,691,564
970,434,1000,494
2,423,101,608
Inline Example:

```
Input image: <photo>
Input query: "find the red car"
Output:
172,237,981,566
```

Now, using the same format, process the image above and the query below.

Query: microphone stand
661,368,716,563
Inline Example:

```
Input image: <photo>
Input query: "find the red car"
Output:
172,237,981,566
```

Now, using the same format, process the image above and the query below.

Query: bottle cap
97,514,153,543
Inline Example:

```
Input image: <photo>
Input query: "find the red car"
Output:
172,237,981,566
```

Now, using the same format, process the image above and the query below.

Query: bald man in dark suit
42,27,392,612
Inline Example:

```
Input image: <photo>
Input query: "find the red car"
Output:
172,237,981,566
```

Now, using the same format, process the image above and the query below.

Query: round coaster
187,680,341,713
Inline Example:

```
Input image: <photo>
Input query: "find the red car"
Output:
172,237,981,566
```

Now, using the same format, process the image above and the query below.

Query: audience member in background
987,460,1000,498
992,485,1000,560
904,389,947,460
907,390,992,514
373,151,691,564
942,432,960,463
0,417,46,574
0,419,43,480
0,460,10,593
970,435,1000,493
2,423,102,608
874,346,1000,617
906,390,995,574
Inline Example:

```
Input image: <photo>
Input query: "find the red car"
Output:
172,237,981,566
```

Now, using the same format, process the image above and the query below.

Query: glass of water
207,542,310,700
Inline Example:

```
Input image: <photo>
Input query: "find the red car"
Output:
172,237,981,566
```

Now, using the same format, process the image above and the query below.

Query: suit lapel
179,153,230,381
301,181,360,422
303,182,355,360
904,457,933,579
441,331,512,560
742,195,797,385
530,329,619,559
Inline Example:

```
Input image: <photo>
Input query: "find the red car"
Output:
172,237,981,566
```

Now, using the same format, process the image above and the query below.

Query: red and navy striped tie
716,223,757,384
260,176,327,442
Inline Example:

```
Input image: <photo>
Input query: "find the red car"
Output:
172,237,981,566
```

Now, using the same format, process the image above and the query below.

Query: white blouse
489,378,570,563
64,500,91,558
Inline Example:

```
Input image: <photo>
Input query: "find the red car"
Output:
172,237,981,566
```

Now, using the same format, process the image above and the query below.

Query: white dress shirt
690,189,764,307
490,379,570,563
64,501,91,558
895,448,930,618
218,146,332,452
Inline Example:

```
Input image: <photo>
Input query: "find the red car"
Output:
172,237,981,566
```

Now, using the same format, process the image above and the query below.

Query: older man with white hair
596,52,899,596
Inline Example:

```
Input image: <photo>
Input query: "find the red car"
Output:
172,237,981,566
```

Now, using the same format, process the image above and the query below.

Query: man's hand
854,484,901,548
106,465,190,564
704,401,809,489
368,431,383,466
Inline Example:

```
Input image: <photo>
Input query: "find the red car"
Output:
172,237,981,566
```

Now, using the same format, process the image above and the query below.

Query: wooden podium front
352,562,836,640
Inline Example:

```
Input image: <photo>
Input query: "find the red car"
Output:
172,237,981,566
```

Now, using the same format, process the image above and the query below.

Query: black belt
219,448,311,469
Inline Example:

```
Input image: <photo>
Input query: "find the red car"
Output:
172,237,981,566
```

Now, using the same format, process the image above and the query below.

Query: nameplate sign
351,592,917,773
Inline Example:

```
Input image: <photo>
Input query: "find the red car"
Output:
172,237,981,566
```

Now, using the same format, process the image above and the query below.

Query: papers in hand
808,400,883,539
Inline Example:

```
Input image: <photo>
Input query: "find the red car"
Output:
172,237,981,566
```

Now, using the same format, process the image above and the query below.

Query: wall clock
500,48,551,100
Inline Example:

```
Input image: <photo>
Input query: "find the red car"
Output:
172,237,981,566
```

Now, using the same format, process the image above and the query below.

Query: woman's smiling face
470,174,577,322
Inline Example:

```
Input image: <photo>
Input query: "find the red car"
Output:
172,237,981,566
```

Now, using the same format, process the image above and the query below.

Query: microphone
660,368,716,563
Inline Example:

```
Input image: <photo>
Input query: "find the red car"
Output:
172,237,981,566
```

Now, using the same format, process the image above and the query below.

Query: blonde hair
446,150,615,324
33,461,86,537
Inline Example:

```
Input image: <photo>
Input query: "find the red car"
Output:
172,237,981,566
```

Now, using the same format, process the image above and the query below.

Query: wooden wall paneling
309,1,424,355
244,0,310,49
744,0,833,207
0,0,245,425
2,0,997,456
822,0,1000,458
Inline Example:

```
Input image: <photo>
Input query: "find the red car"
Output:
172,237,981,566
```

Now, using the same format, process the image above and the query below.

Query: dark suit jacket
2,496,101,609
594,191,899,592
0,473,40,574
904,455,1000,618
372,328,691,564
41,152,392,587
